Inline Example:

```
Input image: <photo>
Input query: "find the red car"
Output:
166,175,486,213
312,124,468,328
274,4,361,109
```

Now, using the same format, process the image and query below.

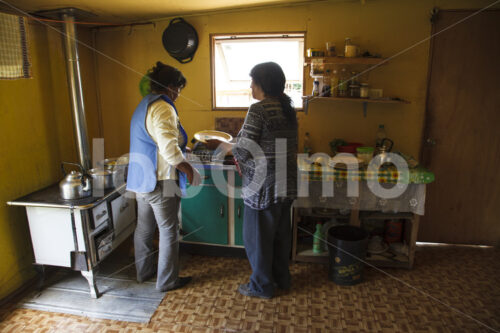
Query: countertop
190,162,238,171
7,183,126,209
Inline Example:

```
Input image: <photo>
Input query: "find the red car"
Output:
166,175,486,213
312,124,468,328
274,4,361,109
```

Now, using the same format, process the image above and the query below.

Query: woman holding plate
208,62,298,299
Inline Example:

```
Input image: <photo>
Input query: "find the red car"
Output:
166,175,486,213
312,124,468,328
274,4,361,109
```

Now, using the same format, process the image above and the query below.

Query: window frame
210,31,306,111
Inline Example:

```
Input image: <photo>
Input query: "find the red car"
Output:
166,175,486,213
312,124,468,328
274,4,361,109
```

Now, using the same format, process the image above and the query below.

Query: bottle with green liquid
312,223,323,253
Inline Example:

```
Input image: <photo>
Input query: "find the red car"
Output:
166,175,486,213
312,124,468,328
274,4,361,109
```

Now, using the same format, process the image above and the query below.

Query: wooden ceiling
0,0,340,23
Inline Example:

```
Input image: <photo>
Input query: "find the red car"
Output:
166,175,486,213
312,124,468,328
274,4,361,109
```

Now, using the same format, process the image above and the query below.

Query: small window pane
0,12,31,79
213,34,304,109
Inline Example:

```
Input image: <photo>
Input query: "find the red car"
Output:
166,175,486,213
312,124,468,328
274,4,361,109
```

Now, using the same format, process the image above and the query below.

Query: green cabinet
181,184,228,245
181,168,244,247
234,197,244,246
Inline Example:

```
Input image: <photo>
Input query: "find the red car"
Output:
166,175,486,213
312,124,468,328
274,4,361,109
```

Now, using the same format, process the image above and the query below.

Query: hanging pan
162,17,198,64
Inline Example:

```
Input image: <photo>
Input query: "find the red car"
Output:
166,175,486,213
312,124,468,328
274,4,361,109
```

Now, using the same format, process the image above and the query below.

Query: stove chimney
61,12,91,171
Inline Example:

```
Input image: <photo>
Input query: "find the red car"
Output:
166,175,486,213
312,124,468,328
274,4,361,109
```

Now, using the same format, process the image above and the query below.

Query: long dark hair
250,62,297,127
148,62,186,94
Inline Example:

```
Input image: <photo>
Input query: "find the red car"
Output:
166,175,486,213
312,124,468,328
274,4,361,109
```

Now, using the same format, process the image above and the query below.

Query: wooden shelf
292,207,420,269
302,96,410,117
305,56,385,65
302,96,410,104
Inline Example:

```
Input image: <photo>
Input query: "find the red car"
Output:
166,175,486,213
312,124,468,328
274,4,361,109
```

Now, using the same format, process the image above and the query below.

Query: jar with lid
360,83,369,98
326,41,336,57
349,84,360,98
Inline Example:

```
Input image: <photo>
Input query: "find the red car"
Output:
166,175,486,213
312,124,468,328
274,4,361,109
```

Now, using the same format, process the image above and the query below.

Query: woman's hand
176,161,201,186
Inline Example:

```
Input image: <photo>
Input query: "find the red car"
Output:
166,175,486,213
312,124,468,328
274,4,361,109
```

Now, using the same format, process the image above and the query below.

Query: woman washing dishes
208,62,298,298
127,62,201,292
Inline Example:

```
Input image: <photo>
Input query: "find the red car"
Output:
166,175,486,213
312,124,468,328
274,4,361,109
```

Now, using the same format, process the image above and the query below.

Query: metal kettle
376,138,394,165
59,162,92,200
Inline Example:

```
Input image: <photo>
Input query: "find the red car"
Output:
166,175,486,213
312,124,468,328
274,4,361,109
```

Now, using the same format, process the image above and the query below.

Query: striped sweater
233,98,298,210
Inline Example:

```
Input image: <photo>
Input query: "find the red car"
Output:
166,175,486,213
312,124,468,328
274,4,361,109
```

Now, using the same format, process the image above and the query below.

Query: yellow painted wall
93,0,498,160
1,0,498,299
0,21,99,300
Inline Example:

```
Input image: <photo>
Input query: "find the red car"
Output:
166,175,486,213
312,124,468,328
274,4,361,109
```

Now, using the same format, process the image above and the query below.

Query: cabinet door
181,185,228,245
234,197,244,246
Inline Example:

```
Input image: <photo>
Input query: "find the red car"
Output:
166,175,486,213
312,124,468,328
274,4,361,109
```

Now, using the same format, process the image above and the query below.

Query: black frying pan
162,17,198,64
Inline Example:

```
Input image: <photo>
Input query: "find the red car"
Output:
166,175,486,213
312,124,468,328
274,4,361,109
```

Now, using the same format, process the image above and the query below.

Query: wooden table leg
408,214,420,269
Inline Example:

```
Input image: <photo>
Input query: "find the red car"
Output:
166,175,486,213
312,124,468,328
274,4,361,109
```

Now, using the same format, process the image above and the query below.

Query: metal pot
88,168,113,190
102,157,129,188
162,17,198,63
59,162,91,200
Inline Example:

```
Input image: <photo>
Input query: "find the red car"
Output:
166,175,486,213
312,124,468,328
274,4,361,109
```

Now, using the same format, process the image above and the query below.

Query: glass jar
326,41,336,57
360,83,369,98
349,84,360,98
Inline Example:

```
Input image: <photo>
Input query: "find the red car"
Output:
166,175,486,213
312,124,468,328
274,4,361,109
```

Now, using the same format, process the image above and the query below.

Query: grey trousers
134,180,181,290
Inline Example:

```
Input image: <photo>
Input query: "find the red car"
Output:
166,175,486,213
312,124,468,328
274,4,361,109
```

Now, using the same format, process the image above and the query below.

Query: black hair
249,62,297,127
148,61,187,94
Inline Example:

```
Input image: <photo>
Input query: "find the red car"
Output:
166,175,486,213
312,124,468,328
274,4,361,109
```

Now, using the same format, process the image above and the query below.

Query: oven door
90,223,114,262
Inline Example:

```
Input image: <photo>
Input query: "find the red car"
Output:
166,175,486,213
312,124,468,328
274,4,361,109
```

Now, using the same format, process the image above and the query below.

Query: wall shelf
302,96,410,116
305,56,386,65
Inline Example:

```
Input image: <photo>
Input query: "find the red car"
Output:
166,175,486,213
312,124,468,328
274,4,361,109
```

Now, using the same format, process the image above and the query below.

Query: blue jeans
134,180,181,291
243,200,293,297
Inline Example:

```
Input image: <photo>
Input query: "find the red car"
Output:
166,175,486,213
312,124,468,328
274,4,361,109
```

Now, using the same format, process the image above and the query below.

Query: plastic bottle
312,223,323,253
303,132,312,155
337,68,347,97
312,79,320,96
375,124,387,150
330,69,339,97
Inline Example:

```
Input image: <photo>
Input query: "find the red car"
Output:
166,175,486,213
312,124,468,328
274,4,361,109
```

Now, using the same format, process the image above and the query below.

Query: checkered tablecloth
298,158,435,184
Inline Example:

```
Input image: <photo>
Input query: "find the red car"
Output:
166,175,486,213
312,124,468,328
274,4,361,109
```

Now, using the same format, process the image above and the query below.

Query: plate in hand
194,130,233,143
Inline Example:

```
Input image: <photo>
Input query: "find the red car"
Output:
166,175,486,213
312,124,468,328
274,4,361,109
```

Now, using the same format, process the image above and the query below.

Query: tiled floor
0,245,499,332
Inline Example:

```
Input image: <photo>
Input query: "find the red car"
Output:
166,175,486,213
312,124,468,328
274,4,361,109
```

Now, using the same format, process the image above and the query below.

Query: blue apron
160,95,188,196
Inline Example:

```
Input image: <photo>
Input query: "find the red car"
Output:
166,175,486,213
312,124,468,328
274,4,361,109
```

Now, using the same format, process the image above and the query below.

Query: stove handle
120,202,129,213
96,210,107,220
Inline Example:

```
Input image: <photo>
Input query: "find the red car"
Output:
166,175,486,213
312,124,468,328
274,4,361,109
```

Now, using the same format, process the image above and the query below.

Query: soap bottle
312,79,320,96
312,223,323,254
303,132,312,155
337,68,347,97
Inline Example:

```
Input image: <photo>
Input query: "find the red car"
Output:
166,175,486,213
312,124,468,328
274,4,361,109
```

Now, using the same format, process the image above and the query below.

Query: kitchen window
0,12,31,79
211,33,304,110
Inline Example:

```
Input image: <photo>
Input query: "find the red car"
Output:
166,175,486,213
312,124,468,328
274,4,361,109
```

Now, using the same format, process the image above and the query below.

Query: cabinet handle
96,210,106,219
219,204,224,217
120,202,129,213
237,206,241,218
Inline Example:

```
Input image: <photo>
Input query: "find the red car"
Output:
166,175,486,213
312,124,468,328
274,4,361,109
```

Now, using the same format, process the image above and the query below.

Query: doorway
420,9,500,246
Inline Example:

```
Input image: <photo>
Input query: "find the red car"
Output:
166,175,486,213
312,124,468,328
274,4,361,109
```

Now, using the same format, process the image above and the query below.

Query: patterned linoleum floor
0,245,499,333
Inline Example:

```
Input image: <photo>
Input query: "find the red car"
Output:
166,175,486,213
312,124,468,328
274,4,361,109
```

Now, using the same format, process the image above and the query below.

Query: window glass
0,12,31,79
212,33,304,109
